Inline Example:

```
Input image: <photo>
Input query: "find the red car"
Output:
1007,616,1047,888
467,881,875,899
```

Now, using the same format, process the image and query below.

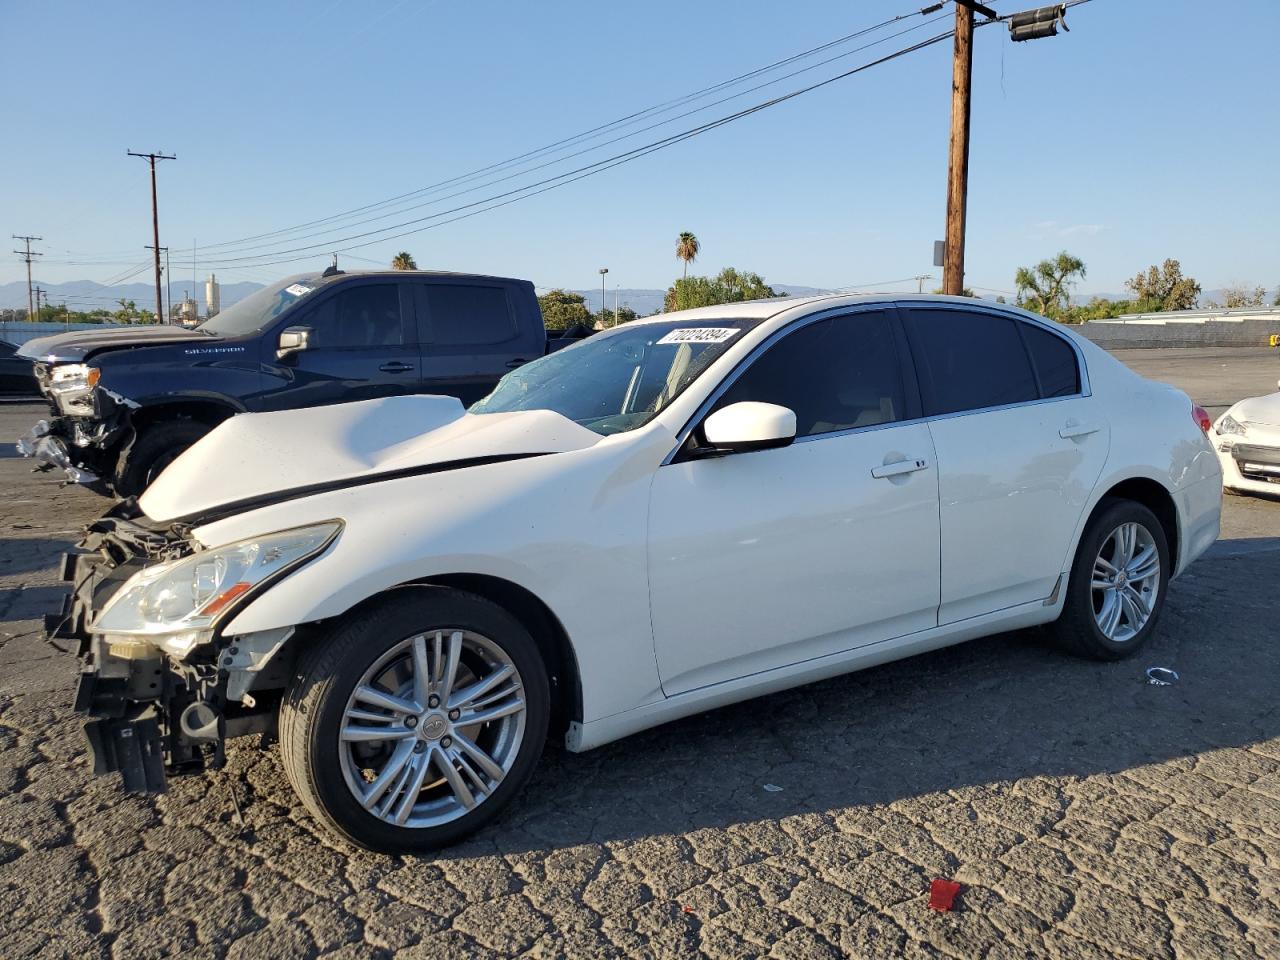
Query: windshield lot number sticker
657,328,739,345
284,283,314,297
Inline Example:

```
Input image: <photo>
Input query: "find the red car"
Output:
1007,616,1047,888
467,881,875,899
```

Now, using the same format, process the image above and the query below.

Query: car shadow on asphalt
432,541,1280,860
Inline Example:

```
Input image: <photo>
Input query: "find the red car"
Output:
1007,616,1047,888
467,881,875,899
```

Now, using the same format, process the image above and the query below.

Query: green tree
597,307,639,327
391,251,417,270
537,289,593,330
113,298,138,323
664,267,782,312
1125,259,1200,312
1015,251,1086,320
675,232,700,279
932,286,977,298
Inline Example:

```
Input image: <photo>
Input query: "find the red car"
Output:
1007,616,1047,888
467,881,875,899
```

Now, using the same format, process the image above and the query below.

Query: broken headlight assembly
90,521,342,659
1216,413,1247,437
47,363,102,415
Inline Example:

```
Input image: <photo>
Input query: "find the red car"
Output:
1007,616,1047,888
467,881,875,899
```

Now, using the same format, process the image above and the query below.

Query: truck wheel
114,419,210,496
279,587,549,853
1048,499,1170,661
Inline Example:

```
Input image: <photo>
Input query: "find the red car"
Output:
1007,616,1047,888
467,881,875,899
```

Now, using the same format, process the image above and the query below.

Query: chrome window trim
662,300,1091,465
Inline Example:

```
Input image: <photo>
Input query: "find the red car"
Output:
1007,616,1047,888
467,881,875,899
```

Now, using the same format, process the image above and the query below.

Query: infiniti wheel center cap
1115,570,1127,587
421,714,449,741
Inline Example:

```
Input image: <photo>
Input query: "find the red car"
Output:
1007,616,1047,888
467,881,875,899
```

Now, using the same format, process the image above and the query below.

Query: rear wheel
114,419,211,496
279,588,549,853
1049,499,1170,660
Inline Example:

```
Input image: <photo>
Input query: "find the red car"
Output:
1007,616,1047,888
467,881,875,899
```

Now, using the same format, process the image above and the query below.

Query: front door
647,309,942,696
257,281,420,411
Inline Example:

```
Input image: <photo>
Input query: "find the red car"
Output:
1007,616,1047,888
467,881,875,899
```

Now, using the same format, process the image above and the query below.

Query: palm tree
676,232,700,279
391,251,418,271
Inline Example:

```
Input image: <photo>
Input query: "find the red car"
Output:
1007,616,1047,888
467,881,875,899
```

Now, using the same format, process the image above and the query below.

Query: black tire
114,419,211,496
1049,498,1171,661
279,586,549,853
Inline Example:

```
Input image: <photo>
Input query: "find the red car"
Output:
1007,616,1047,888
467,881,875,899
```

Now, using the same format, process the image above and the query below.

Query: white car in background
1214,389,1280,496
58,295,1222,853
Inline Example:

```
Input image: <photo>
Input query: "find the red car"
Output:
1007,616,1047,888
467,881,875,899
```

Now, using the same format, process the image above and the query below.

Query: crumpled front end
15,362,131,489
53,501,291,792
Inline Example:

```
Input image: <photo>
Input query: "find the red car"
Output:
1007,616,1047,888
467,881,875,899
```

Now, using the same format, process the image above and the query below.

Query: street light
598,267,608,326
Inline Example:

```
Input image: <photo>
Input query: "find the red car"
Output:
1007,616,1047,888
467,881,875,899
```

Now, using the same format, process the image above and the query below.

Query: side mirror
701,401,797,454
276,326,312,360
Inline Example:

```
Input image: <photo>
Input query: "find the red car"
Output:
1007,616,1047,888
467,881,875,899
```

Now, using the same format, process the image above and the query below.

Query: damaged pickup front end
16,362,132,489
53,500,337,792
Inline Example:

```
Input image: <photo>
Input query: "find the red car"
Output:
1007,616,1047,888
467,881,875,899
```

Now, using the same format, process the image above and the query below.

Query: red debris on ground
928,878,962,912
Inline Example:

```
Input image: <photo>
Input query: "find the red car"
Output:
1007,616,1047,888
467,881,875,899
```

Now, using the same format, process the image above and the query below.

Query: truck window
425,285,516,345
308,285,403,348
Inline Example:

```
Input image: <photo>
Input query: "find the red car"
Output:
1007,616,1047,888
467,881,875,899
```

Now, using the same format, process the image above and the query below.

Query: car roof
332,269,530,284
631,292,1014,324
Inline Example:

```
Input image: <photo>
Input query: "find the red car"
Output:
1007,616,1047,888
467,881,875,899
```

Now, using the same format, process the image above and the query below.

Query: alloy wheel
337,629,527,828
1090,521,1161,642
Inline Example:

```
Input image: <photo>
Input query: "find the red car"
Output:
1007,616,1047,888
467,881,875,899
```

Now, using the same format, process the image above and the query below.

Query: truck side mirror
277,326,312,360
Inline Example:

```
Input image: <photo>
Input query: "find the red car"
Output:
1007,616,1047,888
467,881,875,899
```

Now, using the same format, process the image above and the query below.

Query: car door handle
379,362,414,373
871,457,930,479
505,358,528,369
1059,421,1101,439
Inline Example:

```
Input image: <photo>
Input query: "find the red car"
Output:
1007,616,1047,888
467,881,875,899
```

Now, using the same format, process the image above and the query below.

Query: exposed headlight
48,364,101,415
1217,413,1248,437
48,363,100,394
92,521,341,658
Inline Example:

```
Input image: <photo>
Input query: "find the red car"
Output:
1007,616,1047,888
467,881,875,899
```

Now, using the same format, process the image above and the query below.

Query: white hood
1230,392,1280,427
139,395,604,522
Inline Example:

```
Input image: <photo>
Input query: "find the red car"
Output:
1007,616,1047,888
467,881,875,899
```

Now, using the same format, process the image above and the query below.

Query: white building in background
205,274,220,318
174,293,200,325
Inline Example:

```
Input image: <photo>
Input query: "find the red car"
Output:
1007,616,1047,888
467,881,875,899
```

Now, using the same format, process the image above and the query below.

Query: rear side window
714,311,906,439
306,284,403,348
904,309,1037,415
1022,323,1081,398
425,285,515,345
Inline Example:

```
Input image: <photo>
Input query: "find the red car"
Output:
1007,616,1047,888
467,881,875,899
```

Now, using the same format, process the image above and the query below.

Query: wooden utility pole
11,235,42,322
943,2,980,296
128,150,176,323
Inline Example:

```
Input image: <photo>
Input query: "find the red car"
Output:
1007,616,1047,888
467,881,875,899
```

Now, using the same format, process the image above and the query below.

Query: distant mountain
0,279,262,313
570,282,839,317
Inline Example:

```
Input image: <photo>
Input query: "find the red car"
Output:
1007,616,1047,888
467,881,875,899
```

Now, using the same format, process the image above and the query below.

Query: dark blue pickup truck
17,269,585,495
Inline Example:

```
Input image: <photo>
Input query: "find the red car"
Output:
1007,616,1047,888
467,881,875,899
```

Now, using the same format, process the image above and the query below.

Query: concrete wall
0,321,125,347
1078,317,1280,349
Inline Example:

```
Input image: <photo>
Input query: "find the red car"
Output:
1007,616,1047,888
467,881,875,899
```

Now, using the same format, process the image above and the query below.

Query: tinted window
426,285,515,345
1022,323,1080,398
714,311,905,439
307,284,402,348
904,309,1037,415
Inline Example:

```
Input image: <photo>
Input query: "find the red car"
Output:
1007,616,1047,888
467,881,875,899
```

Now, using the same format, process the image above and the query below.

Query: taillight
1192,404,1212,434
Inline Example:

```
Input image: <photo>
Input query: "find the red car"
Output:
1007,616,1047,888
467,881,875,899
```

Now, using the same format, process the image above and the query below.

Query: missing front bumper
16,420,102,486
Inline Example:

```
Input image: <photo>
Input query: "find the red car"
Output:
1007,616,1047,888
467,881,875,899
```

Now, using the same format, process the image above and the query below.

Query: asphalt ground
1,347,1278,959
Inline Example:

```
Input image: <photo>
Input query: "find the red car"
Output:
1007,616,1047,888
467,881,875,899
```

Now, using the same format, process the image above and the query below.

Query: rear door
414,281,541,406
256,280,420,411
901,304,1110,623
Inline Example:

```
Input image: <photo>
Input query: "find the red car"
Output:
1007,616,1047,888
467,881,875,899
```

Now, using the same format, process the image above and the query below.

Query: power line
181,27,962,271
192,4,947,255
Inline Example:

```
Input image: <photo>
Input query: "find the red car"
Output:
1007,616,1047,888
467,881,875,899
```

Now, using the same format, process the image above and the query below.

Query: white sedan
1214,389,1280,497
61,295,1222,852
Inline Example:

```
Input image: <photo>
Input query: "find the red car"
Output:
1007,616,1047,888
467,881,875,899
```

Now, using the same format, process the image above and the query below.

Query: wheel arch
128,396,242,431
1089,476,1179,570
309,576,584,738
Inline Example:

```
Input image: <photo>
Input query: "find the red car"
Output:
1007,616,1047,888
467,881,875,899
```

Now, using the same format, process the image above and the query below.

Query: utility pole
127,149,176,323
12,235,42,322
33,286,45,321
163,247,172,323
944,1,1068,296
598,267,609,326
943,0,994,296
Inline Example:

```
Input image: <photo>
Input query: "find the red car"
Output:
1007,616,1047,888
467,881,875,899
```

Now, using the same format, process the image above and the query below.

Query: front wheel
1048,499,1170,661
279,587,549,853
114,419,211,496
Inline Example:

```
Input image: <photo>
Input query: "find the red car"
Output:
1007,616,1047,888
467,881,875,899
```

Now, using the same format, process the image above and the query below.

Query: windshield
197,274,324,337
472,319,758,435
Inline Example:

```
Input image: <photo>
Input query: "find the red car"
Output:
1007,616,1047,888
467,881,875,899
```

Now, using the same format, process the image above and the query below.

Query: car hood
18,325,216,363
1229,392,1280,427
138,394,604,523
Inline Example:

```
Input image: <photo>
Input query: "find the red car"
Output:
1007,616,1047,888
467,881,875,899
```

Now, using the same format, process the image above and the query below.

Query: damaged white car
1213,388,1280,497
57,295,1222,852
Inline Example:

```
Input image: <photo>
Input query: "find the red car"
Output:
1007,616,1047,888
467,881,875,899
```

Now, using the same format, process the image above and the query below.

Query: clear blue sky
4,0,1277,298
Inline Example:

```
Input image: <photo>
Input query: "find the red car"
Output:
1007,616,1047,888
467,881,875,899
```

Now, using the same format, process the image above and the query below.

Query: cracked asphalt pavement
1,347,1279,959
